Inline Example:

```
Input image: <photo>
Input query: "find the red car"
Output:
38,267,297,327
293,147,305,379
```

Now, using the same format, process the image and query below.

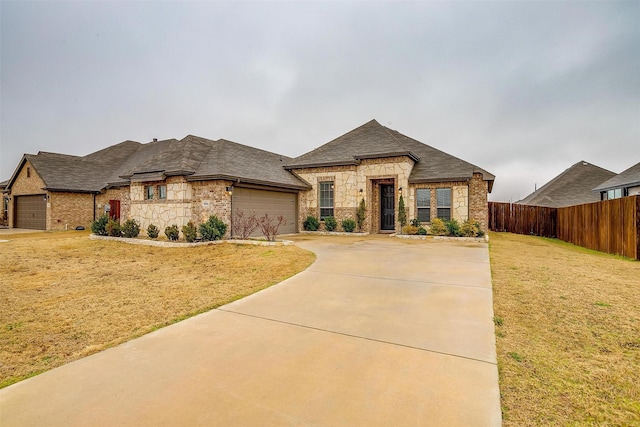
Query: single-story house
516,161,617,208
3,119,494,235
593,161,640,200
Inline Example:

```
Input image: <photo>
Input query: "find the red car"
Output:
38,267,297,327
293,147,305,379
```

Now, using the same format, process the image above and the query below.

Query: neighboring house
516,161,616,208
0,180,8,226
3,119,494,234
592,161,640,200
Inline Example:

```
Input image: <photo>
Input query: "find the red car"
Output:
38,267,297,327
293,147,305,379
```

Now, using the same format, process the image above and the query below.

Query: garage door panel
15,195,46,230
232,188,296,236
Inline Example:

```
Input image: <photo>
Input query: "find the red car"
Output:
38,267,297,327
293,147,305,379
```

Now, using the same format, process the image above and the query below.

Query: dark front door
380,184,395,230
109,200,121,221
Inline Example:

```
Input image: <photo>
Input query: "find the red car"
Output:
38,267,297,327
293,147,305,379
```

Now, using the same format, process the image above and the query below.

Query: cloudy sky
1,1,638,201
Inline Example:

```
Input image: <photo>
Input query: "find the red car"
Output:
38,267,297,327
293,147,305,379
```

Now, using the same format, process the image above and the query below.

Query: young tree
398,194,407,231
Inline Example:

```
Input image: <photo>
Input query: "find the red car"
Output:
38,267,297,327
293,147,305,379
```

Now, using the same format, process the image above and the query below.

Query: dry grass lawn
490,232,640,426
0,231,315,388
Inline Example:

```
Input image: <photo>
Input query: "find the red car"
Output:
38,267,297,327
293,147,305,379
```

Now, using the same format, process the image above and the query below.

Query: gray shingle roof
23,152,113,192
285,119,494,189
516,161,616,208
592,161,640,192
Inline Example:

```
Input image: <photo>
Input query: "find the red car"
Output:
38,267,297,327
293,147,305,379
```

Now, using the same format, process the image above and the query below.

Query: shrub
91,214,109,236
446,219,461,237
398,194,407,228
410,218,421,227
199,215,227,241
258,213,287,242
356,198,366,231
121,219,141,238
323,216,337,232
232,210,259,239
303,215,319,231
402,225,418,235
417,227,427,235
182,221,197,242
105,219,122,237
429,218,447,236
460,219,479,237
341,218,356,232
147,224,159,239
164,224,179,241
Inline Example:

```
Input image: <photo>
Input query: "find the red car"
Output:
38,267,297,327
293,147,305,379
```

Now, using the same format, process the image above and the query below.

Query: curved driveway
1,236,501,426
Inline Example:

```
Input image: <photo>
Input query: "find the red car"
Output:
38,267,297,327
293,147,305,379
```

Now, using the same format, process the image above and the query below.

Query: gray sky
1,1,638,202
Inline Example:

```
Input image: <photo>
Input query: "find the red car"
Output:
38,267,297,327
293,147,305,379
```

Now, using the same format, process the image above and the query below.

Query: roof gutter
186,174,311,191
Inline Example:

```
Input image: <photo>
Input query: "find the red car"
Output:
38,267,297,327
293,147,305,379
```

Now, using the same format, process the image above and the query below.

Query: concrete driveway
0,236,501,426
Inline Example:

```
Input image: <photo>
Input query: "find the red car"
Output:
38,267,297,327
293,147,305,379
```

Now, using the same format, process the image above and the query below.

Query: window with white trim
416,188,431,222
319,181,334,219
436,188,451,221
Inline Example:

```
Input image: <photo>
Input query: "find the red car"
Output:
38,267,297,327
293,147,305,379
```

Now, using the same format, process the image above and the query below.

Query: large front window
416,189,431,222
319,181,334,219
436,188,451,221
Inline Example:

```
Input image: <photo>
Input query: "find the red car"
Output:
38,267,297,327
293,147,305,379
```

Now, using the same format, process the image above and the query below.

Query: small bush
460,219,480,237
106,219,122,237
402,225,418,235
165,224,180,241
199,215,227,241
417,227,427,235
356,198,366,231
91,215,109,236
341,218,356,232
182,221,197,242
398,194,407,228
446,219,461,237
429,218,447,236
147,224,159,239
232,210,259,239
323,216,337,232
410,218,421,227
258,213,286,242
121,219,141,238
304,216,319,231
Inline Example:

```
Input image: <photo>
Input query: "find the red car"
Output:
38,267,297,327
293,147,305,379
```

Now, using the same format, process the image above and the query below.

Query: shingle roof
516,161,616,208
285,119,494,189
592,161,640,192
23,152,113,192
190,137,309,189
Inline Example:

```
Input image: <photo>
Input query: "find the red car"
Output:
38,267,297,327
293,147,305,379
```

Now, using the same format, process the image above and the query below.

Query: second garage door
232,188,297,236
15,195,47,230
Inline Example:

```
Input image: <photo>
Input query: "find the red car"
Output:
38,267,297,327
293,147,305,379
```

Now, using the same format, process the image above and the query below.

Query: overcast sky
1,1,638,201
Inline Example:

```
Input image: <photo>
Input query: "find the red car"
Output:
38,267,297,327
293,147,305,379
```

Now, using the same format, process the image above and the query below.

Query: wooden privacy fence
488,196,640,260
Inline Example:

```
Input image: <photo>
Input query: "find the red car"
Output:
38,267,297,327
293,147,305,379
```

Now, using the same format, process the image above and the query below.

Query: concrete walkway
0,236,501,426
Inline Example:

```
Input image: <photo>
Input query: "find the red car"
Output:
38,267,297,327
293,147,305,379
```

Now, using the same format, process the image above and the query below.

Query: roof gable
517,161,616,207
284,120,417,169
592,161,640,192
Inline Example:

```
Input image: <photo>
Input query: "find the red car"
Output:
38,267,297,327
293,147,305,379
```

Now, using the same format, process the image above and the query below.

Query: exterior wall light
398,187,403,194
359,188,363,194
226,186,233,195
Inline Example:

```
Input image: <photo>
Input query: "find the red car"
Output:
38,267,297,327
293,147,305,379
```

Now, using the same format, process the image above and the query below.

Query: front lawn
490,232,640,426
0,231,315,388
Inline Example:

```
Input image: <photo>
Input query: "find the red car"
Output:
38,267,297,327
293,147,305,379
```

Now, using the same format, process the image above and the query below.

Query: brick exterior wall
190,179,233,237
49,192,93,230
7,160,47,229
468,173,489,232
95,187,130,221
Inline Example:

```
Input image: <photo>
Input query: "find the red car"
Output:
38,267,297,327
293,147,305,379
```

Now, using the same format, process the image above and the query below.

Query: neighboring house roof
6,135,309,193
592,161,640,192
284,119,494,191
516,161,616,208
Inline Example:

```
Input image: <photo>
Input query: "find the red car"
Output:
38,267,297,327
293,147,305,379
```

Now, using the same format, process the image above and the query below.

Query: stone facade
190,179,233,237
293,156,415,233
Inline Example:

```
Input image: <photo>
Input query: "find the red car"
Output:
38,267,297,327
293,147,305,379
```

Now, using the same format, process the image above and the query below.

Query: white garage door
232,188,297,236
